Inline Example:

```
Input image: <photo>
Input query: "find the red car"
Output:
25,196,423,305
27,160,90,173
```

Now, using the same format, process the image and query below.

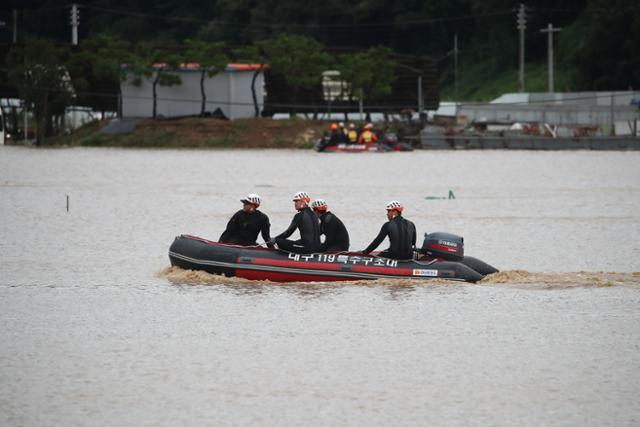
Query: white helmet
292,191,311,203
338,122,345,127
386,200,403,213
241,193,261,206
310,199,328,211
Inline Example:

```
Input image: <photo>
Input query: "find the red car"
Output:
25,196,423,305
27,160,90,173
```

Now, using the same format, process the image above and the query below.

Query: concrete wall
122,69,264,119
420,133,640,150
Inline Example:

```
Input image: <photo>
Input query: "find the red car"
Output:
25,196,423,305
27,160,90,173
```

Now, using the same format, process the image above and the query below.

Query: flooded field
1,146,639,426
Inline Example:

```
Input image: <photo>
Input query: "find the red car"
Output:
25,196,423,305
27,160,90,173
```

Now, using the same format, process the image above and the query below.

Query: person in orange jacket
357,123,378,145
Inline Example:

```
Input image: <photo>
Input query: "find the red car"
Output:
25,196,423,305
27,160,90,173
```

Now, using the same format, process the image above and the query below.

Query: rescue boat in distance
314,133,413,152
168,234,498,283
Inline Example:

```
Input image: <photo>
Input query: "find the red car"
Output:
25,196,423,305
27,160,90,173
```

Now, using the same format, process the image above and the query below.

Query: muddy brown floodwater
1,146,639,426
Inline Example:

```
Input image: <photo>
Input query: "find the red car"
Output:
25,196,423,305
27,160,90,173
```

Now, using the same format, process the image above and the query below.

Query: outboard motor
420,232,464,261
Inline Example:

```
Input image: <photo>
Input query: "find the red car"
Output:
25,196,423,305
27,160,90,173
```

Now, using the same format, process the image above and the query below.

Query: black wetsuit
328,131,343,146
364,215,417,260
219,210,271,246
275,207,321,254
319,211,350,252
339,129,350,144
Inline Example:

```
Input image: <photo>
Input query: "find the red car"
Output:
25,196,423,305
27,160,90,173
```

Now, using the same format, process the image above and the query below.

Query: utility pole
13,9,17,43
23,101,28,145
540,23,561,93
417,75,423,114
517,3,526,92
23,53,28,144
70,4,79,46
610,94,615,136
454,34,459,105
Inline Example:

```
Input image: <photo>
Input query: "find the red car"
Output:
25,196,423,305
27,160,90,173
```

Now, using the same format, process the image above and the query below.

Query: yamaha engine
420,232,464,261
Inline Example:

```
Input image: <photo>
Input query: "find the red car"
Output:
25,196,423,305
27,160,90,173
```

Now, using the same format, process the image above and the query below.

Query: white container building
121,63,265,119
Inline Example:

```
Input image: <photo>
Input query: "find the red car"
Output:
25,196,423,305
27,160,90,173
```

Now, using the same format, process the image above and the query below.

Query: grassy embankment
50,117,329,149
440,61,572,102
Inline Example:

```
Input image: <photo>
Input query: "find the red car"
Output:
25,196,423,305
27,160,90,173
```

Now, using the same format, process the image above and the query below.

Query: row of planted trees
5,34,397,144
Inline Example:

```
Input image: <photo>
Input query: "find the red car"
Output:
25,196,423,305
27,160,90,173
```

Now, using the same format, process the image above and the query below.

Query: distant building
121,64,265,119
459,92,640,125
448,92,640,136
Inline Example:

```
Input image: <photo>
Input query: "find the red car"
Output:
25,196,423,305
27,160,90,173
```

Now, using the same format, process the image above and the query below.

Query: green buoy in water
425,190,456,200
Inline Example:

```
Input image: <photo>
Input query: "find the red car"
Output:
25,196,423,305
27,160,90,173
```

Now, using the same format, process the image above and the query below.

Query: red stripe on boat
430,243,458,252
248,257,343,271
244,257,414,277
350,265,414,275
236,269,356,282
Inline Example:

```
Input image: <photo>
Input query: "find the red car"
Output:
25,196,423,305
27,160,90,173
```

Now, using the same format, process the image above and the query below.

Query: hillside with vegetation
10,0,638,94
2,0,638,144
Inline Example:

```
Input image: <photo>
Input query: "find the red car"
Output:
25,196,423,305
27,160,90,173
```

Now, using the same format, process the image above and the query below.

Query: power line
530,7,639,13
78,5,515,29
16,5,69,13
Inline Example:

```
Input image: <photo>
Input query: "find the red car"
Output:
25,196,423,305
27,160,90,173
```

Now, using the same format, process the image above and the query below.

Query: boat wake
158,266,259,285
479,270,640,288
158,266,640,288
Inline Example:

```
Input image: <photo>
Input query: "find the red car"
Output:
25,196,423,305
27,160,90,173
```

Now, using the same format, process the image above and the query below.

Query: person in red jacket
357,123,378,145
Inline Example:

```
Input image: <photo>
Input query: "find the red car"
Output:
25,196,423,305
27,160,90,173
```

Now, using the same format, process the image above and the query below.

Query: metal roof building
457,92,640,132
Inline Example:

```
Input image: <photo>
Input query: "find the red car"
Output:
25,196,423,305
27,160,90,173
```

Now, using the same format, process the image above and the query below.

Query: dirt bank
53,117,330,149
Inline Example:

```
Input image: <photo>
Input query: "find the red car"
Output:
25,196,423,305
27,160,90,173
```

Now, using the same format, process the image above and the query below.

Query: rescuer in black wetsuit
219,193,272,247
272,191,321,254
327,123,343,146
362,200,416,260
310,199,350,252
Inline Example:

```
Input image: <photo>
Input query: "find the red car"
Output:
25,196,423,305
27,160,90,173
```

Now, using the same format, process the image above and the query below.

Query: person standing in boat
272,191,321,254
219,193,272,247
362,200,416,260
310,199,350,252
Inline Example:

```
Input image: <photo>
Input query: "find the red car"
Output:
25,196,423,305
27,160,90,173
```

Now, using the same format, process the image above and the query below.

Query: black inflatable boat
168,232,497,283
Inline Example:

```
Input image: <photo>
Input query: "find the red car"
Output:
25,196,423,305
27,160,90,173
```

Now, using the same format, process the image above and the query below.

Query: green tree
6,38,82,145
264,34,330,112
78,34,132,118
337,46,396,119
235,42,269,117
559,0,640,90
335,55,359,103
184,39,228,116
129,43,182,118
